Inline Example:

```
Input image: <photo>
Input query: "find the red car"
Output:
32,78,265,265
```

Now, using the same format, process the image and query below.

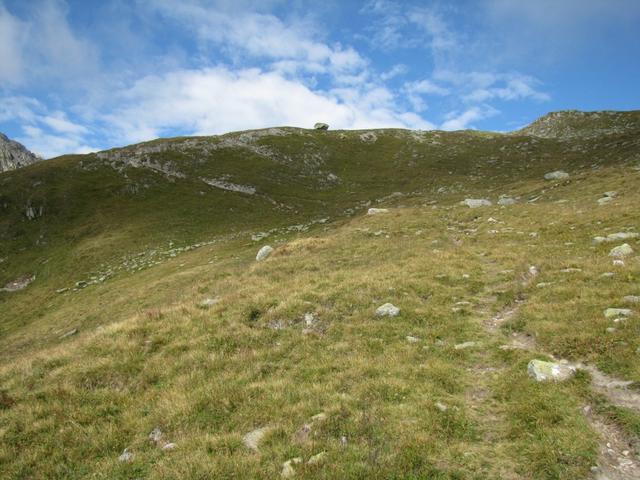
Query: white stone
609,244,634,258
256,245,274,261
367,208,389,215
375,303,400,317
462,198,492,208
162,443,177,451
307,452,327,465
544,171,569,180
454,341,477,350
281,457,303,478
243,427,271,452
623,296,640,304
604,308,633,318
118,448,134,462
527,359,575,382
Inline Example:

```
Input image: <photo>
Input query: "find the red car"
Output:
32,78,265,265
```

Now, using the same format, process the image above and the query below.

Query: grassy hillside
1,111,640,478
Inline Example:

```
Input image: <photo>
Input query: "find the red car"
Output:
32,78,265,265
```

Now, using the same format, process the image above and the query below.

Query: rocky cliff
0,133,40,173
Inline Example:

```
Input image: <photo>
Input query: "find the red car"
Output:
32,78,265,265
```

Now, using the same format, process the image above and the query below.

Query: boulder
527,359,575,382
604,308,633,318
243,426,271,452
314,123,329,130
609,244,634,258
375,303,400,317
367,208,389,215
462,198,492,208
497,195,516,206
544,170,569,180
118,448,134,462
256,245,274,261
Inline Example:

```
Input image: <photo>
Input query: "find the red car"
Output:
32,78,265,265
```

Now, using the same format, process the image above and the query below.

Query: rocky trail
472,263,640,480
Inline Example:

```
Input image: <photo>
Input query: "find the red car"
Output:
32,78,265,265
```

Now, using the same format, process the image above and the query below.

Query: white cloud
0,0,99,88
101,67,434,145
18,125,97,159
441,105,498,131
0,6,27,84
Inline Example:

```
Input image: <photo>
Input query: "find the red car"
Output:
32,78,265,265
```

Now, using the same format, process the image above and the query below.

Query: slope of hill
1,111,640,479
0,133,40,173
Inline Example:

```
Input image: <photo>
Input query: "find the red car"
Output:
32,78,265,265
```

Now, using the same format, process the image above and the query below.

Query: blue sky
1,0,639,158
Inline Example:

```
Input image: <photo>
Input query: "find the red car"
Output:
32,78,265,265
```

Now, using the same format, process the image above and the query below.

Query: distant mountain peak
515,110,640,139
0,133,40,173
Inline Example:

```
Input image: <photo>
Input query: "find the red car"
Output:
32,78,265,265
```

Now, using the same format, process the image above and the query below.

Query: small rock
597,197,613,205
340,435,348,445
609,244,633,258
148,427,163,443
406,335,420,343
454,341,477,350
560,268,582,273
435,402,448,412
604,308,633,318
162,442,176,451
606,327,617,333
311,412,328,423
528,265,539,277
544,170,569,180
281,457,303,478
200,298,219,307
536,282,553,288
462,198,492,208
623,296,640,304
367,208,389,215
307,452,327,465
375,303,400,317
527,359,575,382
313,123,329,130
118,448,134,462
256,245,274,261
613,259,625,267
243,426,271,452
497,195,516,206
601,272,615,278
603,191,618,198
59,328,78,339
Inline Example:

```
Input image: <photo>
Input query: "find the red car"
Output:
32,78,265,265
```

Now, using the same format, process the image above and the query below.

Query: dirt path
475,263,640,479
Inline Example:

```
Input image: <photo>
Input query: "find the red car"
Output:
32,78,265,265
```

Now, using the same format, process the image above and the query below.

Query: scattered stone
609,244,634,258
118,448,134,462
560,268,582,273
311,412,328,423
527,359,576,382
597,197,613,206
454,341,477,350
375,303,400,317
536,282,553,288
2,274,35,292
528,265,539,277
59,328,78,339
606,327,617,333
200,298,219,307
462,198,492,208
148,427,163,443
406,335,420,343
604,308,633,319
497,195,516,206
603,191,618,198
623,296,640,304
613,259,625,267
307,452,327,465
281,457,303,478
162,443,176,451
313,123,329,130
256,245,274,261
435,402,448,412
595,232,639,243
601,272,615,278
243,426,271,452
544,170,569,180
367,208,389,215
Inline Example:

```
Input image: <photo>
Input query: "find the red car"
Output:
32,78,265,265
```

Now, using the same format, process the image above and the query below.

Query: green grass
1,112,640,478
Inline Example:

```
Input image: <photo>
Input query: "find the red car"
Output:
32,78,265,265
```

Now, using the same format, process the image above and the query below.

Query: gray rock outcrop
0,133,40,173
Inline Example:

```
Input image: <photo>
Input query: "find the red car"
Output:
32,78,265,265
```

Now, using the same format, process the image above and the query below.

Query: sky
0,0,639,158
